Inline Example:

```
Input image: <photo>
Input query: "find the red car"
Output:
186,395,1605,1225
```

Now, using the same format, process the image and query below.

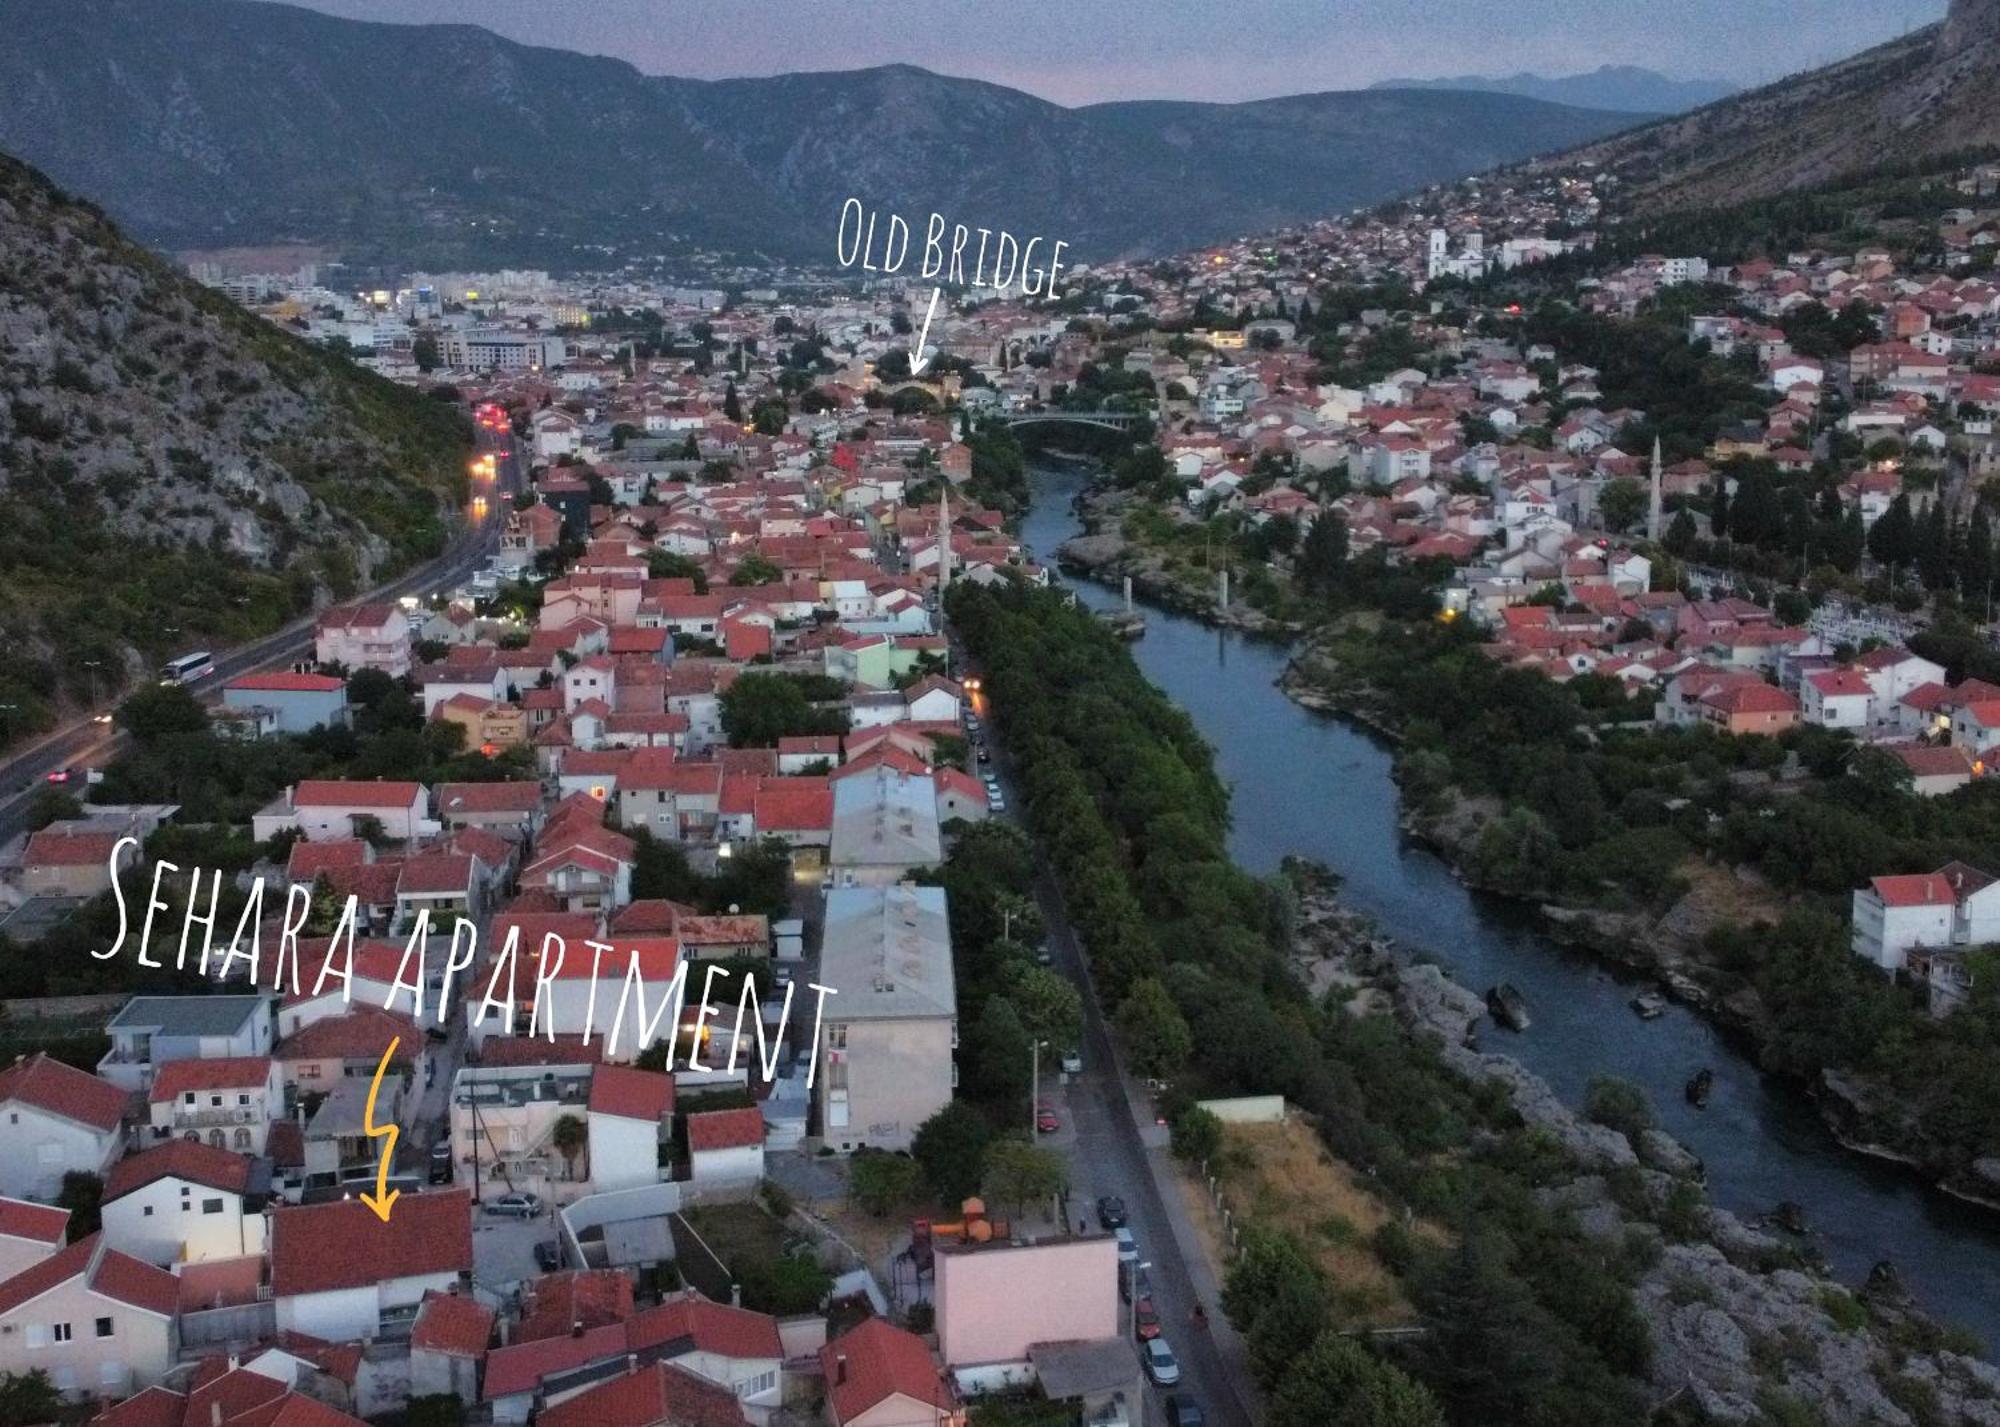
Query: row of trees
947,582,1660,1425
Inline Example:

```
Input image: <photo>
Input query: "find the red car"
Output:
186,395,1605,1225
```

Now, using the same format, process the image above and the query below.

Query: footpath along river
1018,462,2000,1356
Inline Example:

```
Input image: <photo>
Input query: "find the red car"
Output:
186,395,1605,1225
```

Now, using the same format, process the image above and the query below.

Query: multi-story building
98,995,274,1094
817,883,956,1153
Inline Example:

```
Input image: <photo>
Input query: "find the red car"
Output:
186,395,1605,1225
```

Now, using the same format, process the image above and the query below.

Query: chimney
834,1353,848,1386
571,1318,584,1338
212,1405,223,1427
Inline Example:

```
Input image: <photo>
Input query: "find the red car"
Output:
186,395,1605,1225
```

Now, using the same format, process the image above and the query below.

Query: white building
1851,862,2000,972
584,1065,674,1193
99,1140,268,1266
314,603,412,677
271,1191,473,1341
0,1234,178,1400
0,1054,127,1201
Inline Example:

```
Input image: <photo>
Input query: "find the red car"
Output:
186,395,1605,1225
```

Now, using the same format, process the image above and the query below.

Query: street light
1030,1039,1049,1140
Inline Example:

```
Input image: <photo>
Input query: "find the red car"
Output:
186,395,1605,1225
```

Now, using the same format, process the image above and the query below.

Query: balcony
169,1107,263,1130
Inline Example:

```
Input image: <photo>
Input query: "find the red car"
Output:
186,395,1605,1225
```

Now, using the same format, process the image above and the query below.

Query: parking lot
471,1203,559,1289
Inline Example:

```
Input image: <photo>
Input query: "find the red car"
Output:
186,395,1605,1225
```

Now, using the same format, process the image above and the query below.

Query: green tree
1270,1333,1444,1427
1169,1104,1223,1164
56,1172,102,1241
1597,477,1647,533
1224,1230,1328,1388
751,397,791,436
965,997,1034,1109
1663,507,1698,557
412,334,441,373
1869,493,1917,572
552,1114,586,1180
911,1101,994,1206
849,1151,924,1216
719,672,847,747
117,683,208,741
1583,1076,1654,1143
23,786,82,831
0,1371,62,1427
980,1136,1068,1215
1117,978,1192,1077
405,1395,467,1427
722,380,742,422
1298,513,1350,596
646,550,709,592
1006,964,1081,1049
729,554,784,586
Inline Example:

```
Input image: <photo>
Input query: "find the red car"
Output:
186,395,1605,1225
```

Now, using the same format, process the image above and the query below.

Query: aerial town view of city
14,0,2000,1423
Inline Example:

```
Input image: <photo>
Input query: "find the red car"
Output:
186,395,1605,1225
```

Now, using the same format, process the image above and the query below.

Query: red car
1133,1296,1161,1340
1035,1102,1060,1134
45,768,72,784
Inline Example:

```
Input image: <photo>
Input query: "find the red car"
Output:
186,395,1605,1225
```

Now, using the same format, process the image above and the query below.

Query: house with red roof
100,1139,264,1266
17,824,138,898
409,1290,495,1407
1698,680,1801,735
270,1190,473,1342
586,1065,675,1193
314,602,411,678
147,1056,282,1155
821,1317,959,1427
685,1107,766,1186
0,1198,67,1282
0,1232,178,1399
483,1289,781,1427
220,673,349,735
536,1361,749,1427
1851,861,2000,973
435,781,546,837
252,781,431,845
1889,743,1977,798
0,1052,127,1199
1802,668,1874,730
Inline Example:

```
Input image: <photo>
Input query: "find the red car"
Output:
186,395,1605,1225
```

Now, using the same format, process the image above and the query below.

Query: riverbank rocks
1285,874,2000,1424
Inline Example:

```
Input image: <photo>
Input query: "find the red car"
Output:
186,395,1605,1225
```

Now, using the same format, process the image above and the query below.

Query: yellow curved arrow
360,1037,402,1223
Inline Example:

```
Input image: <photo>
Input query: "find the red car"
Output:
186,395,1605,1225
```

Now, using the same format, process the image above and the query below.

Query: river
1018,463,2000,1355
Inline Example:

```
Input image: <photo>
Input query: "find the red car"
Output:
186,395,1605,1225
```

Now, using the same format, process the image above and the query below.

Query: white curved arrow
908,286,941,376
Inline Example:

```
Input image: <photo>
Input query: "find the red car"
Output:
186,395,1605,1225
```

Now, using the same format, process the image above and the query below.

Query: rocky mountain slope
0,0,1646,267
1560,0,2000,211
0,148,468,738
1371,64,1733,115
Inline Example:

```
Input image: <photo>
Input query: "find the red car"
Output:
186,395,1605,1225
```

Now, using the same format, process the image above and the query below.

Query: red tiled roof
0,1197,67,1245
270,1190,472,1297
222,1394,372,1427
0,1052,127,1132
1892,745,1975,778
627,1290,783,1361
686,1107,765,1154
227,673,344,693
22,828,126,868
149,1056,272,1104
588,1065,674,1122
276,1008,417,1066
287,840,369,880
0,1233,175,1319
484,1322,627,1399
437,781,543,816
538,1363,748,1427
292,780,425,809
105,1138,254,1200
410,1290,495,1359
87,1385,185,1427
1870,873,1956,908
821,1317,954,1424
515,1268,635,1344
176,1254,265,1312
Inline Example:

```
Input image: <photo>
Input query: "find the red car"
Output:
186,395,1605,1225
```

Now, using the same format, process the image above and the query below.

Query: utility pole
1030,1039,1041,1140
82,660,102,711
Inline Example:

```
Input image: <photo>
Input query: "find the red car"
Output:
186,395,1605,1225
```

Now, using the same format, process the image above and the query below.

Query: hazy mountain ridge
0,147,467,724
0,0,1647,267
1371,65,1736,115
1554,0,2000,211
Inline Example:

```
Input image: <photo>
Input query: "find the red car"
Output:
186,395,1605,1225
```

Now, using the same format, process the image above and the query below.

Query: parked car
1121,1263,1152,1304
1035,1102,1060,1134
427,1142,453,1185
1061,1048,1083,1075
1096,1195,1127,1230
45,768,72,784
990,792,1007,814
976,744,991,763
482,1193,541,1218
532,1241,562,1271
1133,1296,1161,1340
1164,1395,1207,1427
1114,1227,1138,1264
1143,1338,1182,1386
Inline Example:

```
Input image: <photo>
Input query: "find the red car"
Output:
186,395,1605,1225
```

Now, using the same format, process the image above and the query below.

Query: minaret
936,482,952,591
1647,436,1664,543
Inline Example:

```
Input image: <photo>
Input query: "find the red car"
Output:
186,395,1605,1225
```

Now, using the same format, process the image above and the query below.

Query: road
966,684,1255,1427
0,425,523,846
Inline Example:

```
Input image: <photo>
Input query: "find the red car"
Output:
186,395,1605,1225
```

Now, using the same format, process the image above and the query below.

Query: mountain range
0,146,466,734
1370,65,1736,115
1558,0,2000,212
0,0,1649,269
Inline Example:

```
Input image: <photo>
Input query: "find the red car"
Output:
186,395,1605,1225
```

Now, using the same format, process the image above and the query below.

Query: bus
159,651,215,686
